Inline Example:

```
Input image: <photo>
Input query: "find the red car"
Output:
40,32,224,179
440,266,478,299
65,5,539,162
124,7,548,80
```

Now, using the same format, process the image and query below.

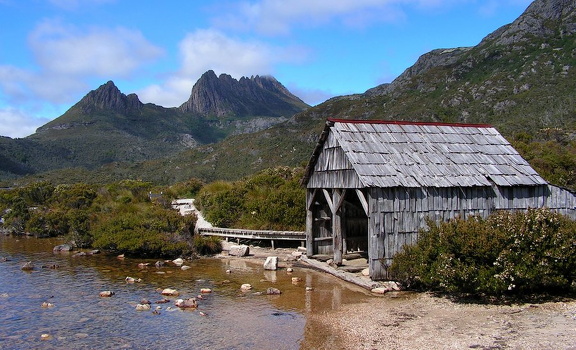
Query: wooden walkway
198,227,306,249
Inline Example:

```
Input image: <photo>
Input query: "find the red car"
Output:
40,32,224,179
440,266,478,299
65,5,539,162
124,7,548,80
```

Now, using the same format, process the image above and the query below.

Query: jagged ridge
179,70,308,118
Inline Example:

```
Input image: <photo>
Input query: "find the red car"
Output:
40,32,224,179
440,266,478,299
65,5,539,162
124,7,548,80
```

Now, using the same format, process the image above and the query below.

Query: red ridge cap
327,118,493,128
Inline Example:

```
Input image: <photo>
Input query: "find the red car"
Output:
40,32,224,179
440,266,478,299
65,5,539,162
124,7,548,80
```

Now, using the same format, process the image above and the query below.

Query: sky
0,0,534,138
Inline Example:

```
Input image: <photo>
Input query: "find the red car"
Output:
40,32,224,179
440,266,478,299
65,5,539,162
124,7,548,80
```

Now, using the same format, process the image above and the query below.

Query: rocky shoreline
218,241,576,350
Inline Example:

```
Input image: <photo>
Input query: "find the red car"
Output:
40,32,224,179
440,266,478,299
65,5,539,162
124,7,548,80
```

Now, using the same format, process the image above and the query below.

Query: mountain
1,0,575,188
129,0,576,186
0,72,308,180
180,70,307,118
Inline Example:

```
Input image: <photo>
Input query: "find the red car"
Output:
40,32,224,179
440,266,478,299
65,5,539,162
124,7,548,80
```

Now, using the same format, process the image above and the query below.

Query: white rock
173,258,184,266
161,288,179,296
240,284,252,291
229,245,250,257
361,268,370,276
135,303,151,311
371,287,389,294
263,256,278,271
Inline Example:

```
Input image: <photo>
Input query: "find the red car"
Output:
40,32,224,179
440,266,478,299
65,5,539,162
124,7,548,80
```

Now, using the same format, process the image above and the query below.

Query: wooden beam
323,189,335,214
307,189,318,210
334,189,347,212
356,189,369,216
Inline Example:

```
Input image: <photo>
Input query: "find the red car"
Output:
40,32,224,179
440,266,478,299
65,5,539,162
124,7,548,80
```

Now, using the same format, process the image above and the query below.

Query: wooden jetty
198,227,306,249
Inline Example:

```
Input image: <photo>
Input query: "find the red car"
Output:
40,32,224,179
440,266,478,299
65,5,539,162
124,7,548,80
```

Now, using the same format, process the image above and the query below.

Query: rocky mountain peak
482,0,576,46
78,80,142,113
179,70,308,118
366,0,575,97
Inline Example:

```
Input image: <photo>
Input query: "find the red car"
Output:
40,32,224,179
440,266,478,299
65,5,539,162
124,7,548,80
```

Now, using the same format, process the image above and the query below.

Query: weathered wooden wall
368,184,576,280
306,132,363,189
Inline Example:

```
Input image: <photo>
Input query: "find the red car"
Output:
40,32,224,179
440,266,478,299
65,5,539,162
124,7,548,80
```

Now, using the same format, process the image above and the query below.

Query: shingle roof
303,119,547,188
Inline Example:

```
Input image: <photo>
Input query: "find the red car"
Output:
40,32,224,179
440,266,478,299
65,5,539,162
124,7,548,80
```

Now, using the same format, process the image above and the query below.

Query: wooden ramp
198,227,306,249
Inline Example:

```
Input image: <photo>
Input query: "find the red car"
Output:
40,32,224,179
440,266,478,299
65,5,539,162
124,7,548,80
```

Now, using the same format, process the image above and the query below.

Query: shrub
192,235,222,255
389,208,576,297
197,167,305,230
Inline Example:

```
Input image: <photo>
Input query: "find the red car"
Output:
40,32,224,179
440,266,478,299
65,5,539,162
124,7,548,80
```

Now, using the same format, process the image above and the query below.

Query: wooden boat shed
301,118,576,280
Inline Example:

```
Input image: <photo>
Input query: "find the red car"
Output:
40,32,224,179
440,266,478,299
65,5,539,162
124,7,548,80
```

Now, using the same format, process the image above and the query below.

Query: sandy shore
219,242,576,350
312,292,576,350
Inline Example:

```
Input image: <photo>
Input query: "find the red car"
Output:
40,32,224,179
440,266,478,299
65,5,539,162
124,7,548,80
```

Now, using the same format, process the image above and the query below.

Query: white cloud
213,0,475,35
0,108,49,138
0,20,164,110
29,20,164,77
48,0,115,10
138,29,308,107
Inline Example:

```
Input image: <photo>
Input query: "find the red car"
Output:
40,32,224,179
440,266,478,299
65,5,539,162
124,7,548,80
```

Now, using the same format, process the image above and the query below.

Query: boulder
181,265,191,270
240,284,252,291
266,287,282,295
99,291,115,297
371,282,402,294
53,244,72,252
125,276,142,283
161,288,179,296
263,256,278,271
135,303,151,311
174,298,197,309
155,261,165,267
229,245,250,257
172,258,184,266
200,288,212,294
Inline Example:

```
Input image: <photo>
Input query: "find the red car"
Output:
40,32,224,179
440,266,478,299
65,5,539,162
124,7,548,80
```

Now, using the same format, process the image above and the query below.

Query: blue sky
0,0,533,138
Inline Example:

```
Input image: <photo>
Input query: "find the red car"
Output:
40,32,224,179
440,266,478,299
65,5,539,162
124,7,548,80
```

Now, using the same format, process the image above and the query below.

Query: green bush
192,235,222,255
91,204,195,258
197,167,305,230
389,208,576,296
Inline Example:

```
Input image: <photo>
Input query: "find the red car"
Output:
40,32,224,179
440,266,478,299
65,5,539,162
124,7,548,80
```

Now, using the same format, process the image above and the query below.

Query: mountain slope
0,73,309,179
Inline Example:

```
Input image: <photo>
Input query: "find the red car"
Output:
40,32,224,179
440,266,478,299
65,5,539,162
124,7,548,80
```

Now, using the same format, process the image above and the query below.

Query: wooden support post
271,240,275,250
306,190,314,257
332,189,343,265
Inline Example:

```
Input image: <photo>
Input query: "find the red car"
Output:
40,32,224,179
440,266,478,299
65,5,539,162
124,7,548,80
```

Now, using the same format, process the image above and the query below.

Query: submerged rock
266,287,282,295
41,302,55,308
175,298,197,309
99,291,115,297
53,244,72,252
135,303,151,311
21,261,34,271
125,276,142,283
161,288,179,296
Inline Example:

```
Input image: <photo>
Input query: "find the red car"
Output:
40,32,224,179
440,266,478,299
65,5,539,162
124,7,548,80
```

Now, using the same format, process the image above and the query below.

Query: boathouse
301,118,576,280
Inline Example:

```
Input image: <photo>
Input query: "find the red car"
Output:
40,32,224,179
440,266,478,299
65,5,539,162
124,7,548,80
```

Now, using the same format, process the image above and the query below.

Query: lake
0,235,371,349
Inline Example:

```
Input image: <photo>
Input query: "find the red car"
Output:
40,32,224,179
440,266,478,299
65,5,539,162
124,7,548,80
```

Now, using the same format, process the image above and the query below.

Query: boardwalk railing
198,227,306,249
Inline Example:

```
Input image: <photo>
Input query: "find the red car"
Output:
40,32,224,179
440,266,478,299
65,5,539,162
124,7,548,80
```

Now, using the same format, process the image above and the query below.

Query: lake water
0,236,371,349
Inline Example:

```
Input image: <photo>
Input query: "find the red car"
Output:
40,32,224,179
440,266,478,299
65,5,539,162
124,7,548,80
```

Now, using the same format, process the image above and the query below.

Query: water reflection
0,236,370,349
